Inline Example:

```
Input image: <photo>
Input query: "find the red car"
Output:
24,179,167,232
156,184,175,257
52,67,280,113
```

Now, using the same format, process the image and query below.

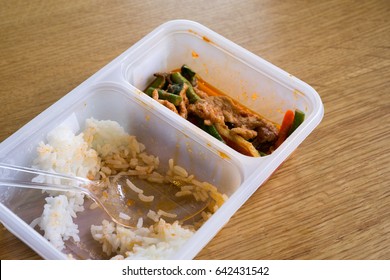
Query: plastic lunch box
0,20,324,259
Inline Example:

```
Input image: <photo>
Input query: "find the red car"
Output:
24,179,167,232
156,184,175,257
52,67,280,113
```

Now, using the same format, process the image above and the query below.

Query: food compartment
123,23,318,159
0,83,242,259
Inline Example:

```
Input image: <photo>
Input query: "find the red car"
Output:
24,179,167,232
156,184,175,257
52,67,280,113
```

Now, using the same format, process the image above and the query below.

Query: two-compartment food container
0,20,324,259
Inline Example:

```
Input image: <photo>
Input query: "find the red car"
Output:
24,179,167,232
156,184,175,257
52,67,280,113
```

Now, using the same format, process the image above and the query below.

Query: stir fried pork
144,65,281,156
188,95,278,143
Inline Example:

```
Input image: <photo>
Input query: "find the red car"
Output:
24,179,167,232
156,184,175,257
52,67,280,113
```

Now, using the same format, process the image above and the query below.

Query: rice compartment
30,118,227,259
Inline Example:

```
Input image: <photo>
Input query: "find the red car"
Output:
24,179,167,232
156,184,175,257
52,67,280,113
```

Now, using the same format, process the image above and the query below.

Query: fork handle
0,162,90,194
0,178,86,194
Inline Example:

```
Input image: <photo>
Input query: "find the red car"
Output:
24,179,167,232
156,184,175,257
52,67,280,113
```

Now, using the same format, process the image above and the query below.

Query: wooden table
1,0,389,260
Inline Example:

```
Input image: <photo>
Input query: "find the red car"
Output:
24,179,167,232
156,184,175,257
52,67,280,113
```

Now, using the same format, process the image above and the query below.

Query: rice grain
147,210,159,222
138,193,154,202
175,190,192,197
173,165,188,177
136,218,143,228
126,179,143,194
119,212,131,220
157,209,177,219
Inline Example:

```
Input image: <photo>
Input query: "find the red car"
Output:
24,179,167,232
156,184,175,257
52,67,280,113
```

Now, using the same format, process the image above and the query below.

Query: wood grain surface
1,0,389,260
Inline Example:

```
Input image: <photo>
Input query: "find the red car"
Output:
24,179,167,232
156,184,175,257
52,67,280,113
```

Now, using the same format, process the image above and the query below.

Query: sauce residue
218,151,230,160
191,50,199,58
197,78,226,97
202,36,211,43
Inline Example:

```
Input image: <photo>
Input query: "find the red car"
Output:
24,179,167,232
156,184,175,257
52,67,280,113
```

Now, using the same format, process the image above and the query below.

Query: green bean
199,122,225,143
170,72,201,104
167,83,184,95
144,87,182,106
288,109,305,136
148,75,166,89
181,64,197,86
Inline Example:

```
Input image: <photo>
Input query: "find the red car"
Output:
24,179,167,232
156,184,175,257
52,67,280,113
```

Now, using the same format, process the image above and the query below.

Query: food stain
202,63,209,74
241,91,249,102
126,199,134,206
202,36,211,43
192,50,199,58
156,199,178,212
218,151,230,160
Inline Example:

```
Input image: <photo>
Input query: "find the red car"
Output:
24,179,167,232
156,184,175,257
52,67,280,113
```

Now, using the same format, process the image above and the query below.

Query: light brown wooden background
1,0,389,259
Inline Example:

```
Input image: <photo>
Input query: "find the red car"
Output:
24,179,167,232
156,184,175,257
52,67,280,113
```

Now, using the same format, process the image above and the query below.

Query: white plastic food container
0,20,323,259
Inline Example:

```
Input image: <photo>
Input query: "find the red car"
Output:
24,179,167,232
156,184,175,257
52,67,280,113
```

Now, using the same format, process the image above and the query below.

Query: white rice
32,118,227,259
157,209,177,219
138,193,154,202
173,165,188,178
31,123,100,250
126,179,143,194
181,185,194,191
36,195,81,250
119,212,131,221
175,190,193,197
146,210,160,222
91,219,194,259
136,218,143,228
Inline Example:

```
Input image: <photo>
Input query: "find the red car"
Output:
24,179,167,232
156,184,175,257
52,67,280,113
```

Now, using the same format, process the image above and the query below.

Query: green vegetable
148,75,166,89
199,123,225,143
144,87,182,106
170,72,201,104
191,116,224,143
180,64,197,86
288,109,305,136
167,83,184,95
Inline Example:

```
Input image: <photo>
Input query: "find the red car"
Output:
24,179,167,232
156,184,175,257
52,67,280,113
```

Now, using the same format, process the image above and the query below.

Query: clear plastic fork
0,162,209,228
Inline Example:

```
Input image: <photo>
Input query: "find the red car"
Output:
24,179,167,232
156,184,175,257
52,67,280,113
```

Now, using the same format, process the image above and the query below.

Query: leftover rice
31,118,227,259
